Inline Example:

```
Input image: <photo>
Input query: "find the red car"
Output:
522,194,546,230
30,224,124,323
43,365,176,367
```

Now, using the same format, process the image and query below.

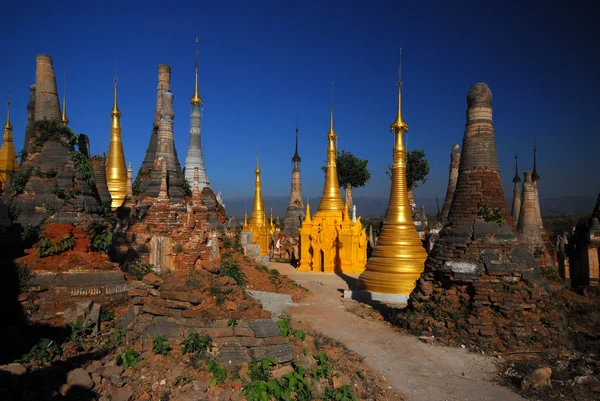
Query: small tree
322,150,371,210
386,149,430,190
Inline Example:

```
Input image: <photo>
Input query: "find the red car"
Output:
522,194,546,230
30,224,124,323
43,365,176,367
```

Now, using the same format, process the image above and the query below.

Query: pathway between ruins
267,262,525,401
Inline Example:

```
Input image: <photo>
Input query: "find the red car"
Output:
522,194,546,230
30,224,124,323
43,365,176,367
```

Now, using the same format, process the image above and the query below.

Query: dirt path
269,262,524,401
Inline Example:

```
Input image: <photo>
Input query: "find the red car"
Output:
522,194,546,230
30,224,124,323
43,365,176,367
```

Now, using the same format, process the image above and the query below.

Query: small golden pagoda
105,77,127,209
357,68,427,295
62,72,69,126
298,103,367,274
0,99,19,192
242,153,273,256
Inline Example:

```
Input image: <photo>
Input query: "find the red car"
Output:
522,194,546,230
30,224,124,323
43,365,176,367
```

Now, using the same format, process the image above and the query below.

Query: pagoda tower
511,154,522,226
357,72,427,297
298,91,367,274
242,153,271,256
283,122,304,234
184,43,210,191
105,77,127,209
516,171,545,249
531,140,543,229
23,85,36,155
440,144,460,223
34,54,62,122
407,83,548,345
0,99,19,191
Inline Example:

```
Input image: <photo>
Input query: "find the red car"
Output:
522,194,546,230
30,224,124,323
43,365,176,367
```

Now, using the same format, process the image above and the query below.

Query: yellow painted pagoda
105,77,128,209
0,99,19,192
242,153,273,256
298,103,367,274
357,66,427,295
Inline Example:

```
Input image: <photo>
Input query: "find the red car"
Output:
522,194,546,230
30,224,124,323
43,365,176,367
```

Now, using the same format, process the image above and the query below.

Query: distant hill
222,195,597,219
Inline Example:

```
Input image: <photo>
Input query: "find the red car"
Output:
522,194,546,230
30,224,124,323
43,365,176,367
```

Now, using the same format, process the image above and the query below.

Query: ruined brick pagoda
407,83,549,349
439,144,460,223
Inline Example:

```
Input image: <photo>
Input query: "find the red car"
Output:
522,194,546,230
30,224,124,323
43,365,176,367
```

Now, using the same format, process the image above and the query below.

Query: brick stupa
5,54,105,229
439,144,460,223
407,83,548,349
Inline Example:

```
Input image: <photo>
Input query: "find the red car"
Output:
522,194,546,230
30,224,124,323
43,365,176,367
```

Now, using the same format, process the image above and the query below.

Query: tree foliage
321,150,371,190
386,149,430,190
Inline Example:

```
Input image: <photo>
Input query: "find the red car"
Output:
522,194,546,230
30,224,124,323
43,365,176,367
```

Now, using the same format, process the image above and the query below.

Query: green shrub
477,206,503,224
312,352,334,380
129,261,156,280
11,165,34,195
277,313,292,337
100,310,115,322
92,227,113,254
322,385,358,401
17,267,35,292
37,235,75,257
116,350,140,370
221,261,246,286
71,151,95,187
181,333,213,356
153,336,172,355
19,338,61,363
207,361,227,386
180,178,192,197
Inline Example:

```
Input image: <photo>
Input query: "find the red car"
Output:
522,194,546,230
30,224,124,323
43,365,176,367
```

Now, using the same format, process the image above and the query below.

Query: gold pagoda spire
4,98,11,132
106,76,127,209
190,37,203,106
1,98,19,191
62,72,69,126
318,82,344,212
358,53,427,296
248,152,266,228
390,49,407,132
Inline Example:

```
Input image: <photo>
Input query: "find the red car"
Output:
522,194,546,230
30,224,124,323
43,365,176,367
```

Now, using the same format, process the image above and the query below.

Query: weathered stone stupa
242,154,272,257
283,123,304,234
105,78,128,209
407,83,548,348
136,86,184,202
23,85,36,154
357,75,427,298
440,144,460,223
0,100,19,192
516,172,545,250
184,51,210,192
298,101,367,274
6,54,104,228
34,54,62,122
511,155,522,226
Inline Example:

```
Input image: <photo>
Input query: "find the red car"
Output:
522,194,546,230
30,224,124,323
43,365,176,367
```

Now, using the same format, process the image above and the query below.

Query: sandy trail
269,262,524,401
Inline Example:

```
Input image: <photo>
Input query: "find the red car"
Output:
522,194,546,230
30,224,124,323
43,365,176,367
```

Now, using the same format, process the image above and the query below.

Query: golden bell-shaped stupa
242,153,272,256
357,74,427,295
105,77,128,209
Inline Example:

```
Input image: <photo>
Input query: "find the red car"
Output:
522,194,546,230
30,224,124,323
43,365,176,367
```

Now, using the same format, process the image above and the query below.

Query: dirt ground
269,261,526,401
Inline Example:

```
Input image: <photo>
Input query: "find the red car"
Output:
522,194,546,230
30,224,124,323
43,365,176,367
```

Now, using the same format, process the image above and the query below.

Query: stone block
140,320,183,339
160,290,203,304
444,260,482,281
216,345,250,367
249,319,281,338
248,343,294,363
205,327,234,338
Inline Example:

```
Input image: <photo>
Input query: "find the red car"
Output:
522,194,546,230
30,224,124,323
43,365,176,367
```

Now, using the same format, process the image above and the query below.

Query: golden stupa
0,99,19,192
62,72,69,126
105,77,127,209
357,70,427,295
242,153,273,256
298,101,367,274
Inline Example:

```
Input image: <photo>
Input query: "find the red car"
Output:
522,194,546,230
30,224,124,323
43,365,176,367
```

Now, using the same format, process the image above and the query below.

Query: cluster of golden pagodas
242,72,428,298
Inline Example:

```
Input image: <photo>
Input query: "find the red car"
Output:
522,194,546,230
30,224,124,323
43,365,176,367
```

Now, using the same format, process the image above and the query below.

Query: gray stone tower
440,144,460,223
283,123,304,234
511,154,522,226
23,84,36,154
34,54,62,122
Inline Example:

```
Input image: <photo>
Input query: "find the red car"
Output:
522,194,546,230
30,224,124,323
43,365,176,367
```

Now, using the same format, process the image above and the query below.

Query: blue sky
2,0,598,202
